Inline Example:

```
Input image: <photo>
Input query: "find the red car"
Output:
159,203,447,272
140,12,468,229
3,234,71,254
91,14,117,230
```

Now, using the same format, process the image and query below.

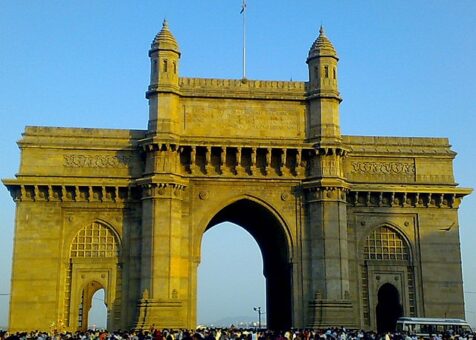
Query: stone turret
149,20,180,89
303,28,352,327
147,20,181,134
306,26,342,145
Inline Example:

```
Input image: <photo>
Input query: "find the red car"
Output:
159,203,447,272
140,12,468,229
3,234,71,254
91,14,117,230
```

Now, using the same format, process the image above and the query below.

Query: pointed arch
196,194,293,259
195,194,294,329
361,223,412,263
376,283,403,333
70,220,121,258
359,223,417,329
78,280,106,331
64,220,122,331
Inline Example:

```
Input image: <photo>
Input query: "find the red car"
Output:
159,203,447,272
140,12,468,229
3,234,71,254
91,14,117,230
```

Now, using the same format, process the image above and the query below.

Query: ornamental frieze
350,161,415,176
64,154,131,168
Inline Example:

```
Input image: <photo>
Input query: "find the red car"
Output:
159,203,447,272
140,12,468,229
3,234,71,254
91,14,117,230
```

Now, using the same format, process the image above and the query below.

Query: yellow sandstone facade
3,22,471,332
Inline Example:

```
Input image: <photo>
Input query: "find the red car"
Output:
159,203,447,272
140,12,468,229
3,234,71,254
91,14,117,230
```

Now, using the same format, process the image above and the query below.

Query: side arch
359,223,417,330
64,220,122,331
77,280,106,330
376,283,403,333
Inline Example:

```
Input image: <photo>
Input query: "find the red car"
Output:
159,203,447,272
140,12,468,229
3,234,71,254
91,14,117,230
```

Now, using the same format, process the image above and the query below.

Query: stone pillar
304,148,356,328
136,181,189,329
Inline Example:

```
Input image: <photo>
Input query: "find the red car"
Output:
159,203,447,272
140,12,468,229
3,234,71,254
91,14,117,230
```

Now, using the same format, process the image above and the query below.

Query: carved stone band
64,154,131,168
351,161,415,175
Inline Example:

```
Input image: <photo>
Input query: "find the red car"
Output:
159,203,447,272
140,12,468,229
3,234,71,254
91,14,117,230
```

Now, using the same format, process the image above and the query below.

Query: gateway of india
3,22,471,333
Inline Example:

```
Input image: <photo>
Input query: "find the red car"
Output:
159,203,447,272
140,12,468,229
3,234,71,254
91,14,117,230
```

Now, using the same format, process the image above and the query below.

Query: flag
240,0,246,14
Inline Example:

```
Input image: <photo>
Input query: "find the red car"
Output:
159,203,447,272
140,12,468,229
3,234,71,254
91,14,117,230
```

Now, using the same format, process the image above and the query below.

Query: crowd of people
0,327,475,340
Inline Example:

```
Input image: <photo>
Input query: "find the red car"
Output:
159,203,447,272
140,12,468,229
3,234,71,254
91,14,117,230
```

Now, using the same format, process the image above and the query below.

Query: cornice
3,181,140,203
343,135,455,158
350,183,472,196
178,77,307,101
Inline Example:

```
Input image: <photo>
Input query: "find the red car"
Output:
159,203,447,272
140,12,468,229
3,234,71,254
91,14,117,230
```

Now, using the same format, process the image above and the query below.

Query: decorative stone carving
351,161,415,175
64,154,131,168
198,191,208,200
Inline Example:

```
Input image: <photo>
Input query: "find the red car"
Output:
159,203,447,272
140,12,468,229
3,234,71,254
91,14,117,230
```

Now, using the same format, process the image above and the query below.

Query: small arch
333,67,336,79
163,59,168,72
78,280,105,331
324,65,329,78
376,283,403,333
87,288,107,330
173,61,177,74
66,221,121,331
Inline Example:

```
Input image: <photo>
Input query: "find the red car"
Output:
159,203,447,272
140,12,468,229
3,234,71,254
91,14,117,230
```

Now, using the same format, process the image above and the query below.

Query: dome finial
307,26,337,61
150,19,180,54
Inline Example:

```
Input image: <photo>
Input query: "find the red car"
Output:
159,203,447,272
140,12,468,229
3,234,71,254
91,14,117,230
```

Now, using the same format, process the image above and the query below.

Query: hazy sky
1,1,475,329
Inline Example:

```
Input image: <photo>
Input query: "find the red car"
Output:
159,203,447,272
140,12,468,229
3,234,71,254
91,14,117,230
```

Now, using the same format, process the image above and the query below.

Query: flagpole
242,0,246,79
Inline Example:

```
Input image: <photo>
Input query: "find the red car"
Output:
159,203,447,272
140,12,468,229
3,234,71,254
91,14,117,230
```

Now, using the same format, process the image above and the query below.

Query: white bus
396,317,473,336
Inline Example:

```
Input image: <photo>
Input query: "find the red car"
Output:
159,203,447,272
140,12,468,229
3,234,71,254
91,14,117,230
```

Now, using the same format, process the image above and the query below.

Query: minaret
146,20,181,134
304,28,354,328
306,26,342,145
136,21,189,330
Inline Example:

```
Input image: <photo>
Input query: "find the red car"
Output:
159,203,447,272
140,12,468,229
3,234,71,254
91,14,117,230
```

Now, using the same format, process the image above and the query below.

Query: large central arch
203,198,292,330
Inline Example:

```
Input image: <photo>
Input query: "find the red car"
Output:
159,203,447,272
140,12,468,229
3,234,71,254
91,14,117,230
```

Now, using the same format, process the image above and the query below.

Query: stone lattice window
364,226,408,261
70,222,118,258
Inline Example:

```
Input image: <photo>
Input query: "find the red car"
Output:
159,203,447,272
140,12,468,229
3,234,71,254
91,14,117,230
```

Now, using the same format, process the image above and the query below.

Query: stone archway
361,225,415,330
67,221,121,331
79,281,105,331
203,198,292,330
376,283,403,333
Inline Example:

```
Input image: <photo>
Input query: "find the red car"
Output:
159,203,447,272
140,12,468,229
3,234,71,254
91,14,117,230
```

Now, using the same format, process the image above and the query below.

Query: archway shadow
376,283,403,333
206,199,292,330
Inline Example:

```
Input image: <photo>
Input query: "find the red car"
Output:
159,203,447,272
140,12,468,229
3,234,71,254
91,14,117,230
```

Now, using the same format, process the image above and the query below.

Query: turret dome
307,26,337,60
151,20,180,54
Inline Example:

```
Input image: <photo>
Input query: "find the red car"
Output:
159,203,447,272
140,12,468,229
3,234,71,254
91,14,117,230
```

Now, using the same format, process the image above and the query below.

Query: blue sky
0,1,475,329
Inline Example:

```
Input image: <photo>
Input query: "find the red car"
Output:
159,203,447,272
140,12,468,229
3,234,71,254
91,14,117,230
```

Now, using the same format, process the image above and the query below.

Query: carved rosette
198,191,209,200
